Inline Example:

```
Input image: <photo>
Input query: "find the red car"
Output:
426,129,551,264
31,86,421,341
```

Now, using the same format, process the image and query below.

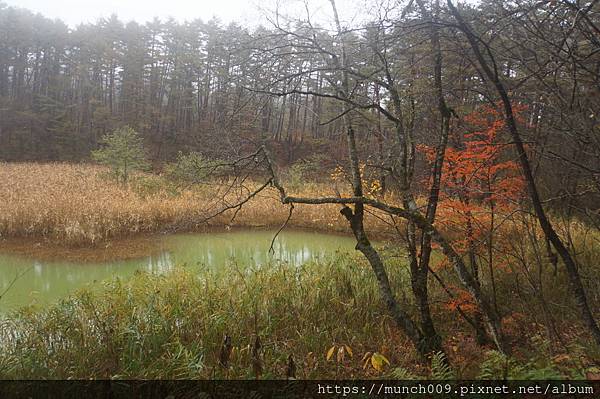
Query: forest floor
0,162,599,379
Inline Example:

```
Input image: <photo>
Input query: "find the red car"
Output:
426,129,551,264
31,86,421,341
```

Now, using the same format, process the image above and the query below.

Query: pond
0,230,356,312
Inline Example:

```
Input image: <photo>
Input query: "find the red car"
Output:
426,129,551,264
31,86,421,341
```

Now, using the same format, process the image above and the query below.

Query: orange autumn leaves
420,104,527,314
420,104,526,212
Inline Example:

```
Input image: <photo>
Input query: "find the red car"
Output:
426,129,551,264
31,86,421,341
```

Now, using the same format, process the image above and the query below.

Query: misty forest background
1,0,597,197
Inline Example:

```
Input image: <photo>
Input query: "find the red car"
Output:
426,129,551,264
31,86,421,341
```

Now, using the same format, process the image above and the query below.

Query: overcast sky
4,0,370,28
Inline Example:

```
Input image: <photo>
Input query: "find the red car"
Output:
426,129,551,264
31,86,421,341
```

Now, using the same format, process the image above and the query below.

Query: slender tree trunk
328,0,437,357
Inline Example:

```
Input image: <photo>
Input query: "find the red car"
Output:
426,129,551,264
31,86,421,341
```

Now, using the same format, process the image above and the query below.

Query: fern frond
430,351,454,380
389,367,420,380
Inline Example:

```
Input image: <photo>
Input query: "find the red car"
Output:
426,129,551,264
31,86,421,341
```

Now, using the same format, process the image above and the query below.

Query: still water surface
0,230,355,312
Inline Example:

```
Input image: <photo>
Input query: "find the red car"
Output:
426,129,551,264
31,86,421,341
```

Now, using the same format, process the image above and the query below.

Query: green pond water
0,230,356,312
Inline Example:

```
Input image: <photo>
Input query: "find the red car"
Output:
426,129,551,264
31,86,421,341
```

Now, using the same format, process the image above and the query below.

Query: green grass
0,252,402,379
1,250,597,380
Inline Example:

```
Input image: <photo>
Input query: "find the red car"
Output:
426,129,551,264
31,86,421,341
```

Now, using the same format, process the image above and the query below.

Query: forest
0,0,599,387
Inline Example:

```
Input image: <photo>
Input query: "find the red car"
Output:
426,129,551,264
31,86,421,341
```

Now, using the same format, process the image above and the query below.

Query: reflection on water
0,230,355,311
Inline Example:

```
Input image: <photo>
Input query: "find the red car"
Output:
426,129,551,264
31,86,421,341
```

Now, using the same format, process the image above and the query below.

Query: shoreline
0,224,365,263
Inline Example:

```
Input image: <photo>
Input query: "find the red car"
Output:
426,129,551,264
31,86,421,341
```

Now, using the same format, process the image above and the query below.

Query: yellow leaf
379,353,390,366
371,356,383,371
371,352,390,371
344,345,353,358
326,346,336,361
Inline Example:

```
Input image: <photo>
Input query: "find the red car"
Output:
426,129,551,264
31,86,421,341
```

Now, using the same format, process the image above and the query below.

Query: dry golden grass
0,162,391,246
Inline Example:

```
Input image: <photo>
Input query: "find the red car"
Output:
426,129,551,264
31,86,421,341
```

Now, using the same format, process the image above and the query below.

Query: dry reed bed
0,163,391,246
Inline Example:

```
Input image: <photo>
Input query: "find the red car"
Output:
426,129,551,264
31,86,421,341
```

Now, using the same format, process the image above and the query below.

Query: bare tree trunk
329,0,437,357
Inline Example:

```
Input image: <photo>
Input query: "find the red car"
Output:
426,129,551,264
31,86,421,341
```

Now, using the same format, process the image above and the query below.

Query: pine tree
91,126,149,184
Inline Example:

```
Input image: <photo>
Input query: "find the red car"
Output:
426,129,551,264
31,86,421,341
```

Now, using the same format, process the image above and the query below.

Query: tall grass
0,163,391,246
0,253,411,379
0,252,594,379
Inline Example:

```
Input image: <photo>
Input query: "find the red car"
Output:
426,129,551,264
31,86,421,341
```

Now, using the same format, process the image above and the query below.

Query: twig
269,203,295,255
0,266,33,302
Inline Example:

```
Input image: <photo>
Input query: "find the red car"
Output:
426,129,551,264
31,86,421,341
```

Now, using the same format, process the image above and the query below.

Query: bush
165,152,225,184
286,154,327,189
